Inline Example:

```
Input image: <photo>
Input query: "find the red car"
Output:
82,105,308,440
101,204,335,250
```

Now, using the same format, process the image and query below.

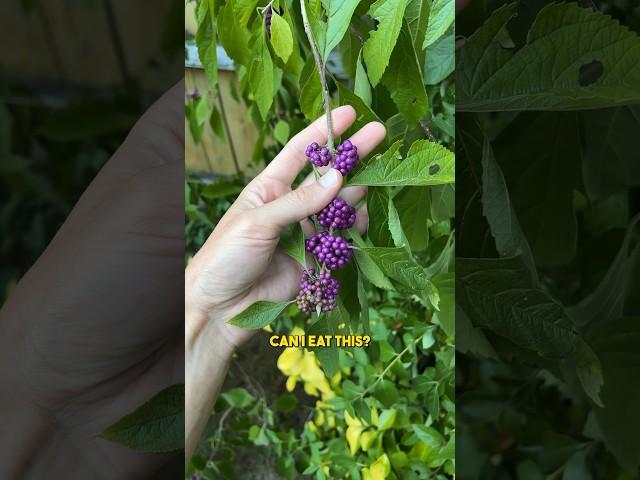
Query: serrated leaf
413,424,445,448
405,0,430,54
349,139,454,186
424,25,454,84
233,0,260,27
481,139,537,278
196,0,217,90
217,2,251,66
270,12,293,63
457,256,603,405
322,0,360,59
367,187,393,247
300,58,323,121
363,0,409,87
359,246,428,294
247,30,274,120
354,49,372,107
457,3,640,111
422,0,453,49
100,384,184,452
395,186,429,251
228,301,293,329
382,25,429,129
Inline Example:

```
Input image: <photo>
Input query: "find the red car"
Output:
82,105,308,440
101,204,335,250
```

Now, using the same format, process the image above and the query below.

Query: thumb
258,169,343,228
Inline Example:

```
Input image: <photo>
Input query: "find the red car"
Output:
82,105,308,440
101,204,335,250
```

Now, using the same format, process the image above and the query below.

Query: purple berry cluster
295,137,361,315
317,198,356,230
305,142,332,167
334,139,359,176
296,268,340,314
305,232,353,270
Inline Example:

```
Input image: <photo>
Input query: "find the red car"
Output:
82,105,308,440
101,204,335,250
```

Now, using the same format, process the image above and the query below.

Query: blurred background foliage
0,0,181,304
456,0,640,478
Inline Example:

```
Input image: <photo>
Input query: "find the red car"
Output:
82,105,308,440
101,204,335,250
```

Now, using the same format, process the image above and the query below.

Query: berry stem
299,0,334,152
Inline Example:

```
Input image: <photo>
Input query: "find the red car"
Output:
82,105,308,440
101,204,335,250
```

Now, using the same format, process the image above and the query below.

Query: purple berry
296,268,340,314
317,198,356,230
305,231,352,270
305,142,332,167
334,139,359,176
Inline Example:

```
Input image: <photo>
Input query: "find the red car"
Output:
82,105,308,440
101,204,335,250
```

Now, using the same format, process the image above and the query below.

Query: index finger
260,105,357,185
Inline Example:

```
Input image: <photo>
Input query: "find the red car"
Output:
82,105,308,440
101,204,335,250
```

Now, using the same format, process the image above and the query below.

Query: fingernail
319,169,339,188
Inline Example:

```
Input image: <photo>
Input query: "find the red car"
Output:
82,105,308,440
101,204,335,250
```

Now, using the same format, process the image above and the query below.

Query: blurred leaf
101,385,184,452
228,301,293,329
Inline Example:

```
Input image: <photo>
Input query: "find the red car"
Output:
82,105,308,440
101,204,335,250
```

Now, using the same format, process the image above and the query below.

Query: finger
260,106,356,185
338,185,367,206
300,217,316,237
355,204,368,234
255,169,343,229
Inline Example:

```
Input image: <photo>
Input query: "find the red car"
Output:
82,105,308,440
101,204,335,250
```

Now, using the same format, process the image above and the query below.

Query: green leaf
233,0,260,27
227,301,292,329
217,2,251,66
349,139,454,186
196,1,217,91
200,179,244,199
457,3,640,111
432,272,454,337
456,305,497,358
270,12,294,63
357,269,370,334
279,222,306,267
568,215,640,328
354,49,372,107
387,196,409,249
382,25,429,129
413,425,445,448
300,58,323,121
322,0,360,59
359,246,428,294
247,30,275,120
100,385,184,452
424,25,454,84
374,380,399,408
395,186,429,252
210,106,226,143
422,0,453,49
430,184,454,222
308,310,340,378
457,256,603,405
274,393,299,412
351,233,395,291
582,107,640,200
481,139,537,278
405,0,430,54
222,387,255,407
363,0,409,87
273,120,291,145
378,409,398,430
589,317,640,470
367,187,393,247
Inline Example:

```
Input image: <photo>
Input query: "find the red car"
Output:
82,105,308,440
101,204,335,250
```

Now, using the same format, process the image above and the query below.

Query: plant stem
299,0,334,152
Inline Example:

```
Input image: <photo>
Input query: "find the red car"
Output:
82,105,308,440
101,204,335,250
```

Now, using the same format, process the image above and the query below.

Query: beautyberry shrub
317,198,356,230
305,232,352,270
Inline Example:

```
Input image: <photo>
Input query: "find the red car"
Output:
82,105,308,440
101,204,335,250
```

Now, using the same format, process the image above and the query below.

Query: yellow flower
277,347,304,376
360,430,377,451
369,454,391,479
286,376,297,392
344,410,362,427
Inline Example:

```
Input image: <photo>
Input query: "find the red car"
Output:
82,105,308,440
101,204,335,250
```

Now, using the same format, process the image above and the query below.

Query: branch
299,0,334,151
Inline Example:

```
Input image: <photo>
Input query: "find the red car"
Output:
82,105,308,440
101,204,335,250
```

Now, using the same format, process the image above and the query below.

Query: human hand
0,82,184,479
185,106,386,352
